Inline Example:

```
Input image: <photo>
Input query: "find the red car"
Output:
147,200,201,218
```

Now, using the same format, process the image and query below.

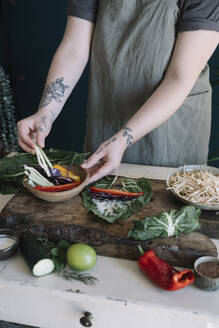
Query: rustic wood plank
0,179,218,268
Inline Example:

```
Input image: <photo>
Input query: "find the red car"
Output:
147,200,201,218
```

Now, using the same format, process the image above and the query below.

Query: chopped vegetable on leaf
82,176,153,223
138,247,195,291
128,205,201,241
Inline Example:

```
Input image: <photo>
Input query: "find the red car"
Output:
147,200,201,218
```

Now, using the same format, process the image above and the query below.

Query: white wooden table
0,164,219,328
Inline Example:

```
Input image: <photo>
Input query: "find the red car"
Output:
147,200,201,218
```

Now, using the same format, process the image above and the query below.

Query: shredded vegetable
34,144,53,177
24,144,82,190
24,165,54,187
168,166,219,207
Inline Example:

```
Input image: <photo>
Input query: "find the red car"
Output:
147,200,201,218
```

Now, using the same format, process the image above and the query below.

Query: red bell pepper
89,186,144,197
138,247,195,291
35,181,81,192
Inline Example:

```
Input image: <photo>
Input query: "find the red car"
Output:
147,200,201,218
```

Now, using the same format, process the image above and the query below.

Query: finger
86,163,102,178
36,127,46,148
29,131,37,145
18,139,35,154
81,150,104,169
88,162,114,184
18,131,36,154
18,124,35,150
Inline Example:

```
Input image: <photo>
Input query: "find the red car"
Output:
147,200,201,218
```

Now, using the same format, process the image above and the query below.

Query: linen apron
84,0,212,167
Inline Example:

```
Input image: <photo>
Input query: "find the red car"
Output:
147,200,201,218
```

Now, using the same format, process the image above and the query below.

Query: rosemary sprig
60,270,98,286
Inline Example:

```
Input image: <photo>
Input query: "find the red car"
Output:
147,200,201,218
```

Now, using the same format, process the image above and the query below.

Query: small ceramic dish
23,165,89,203
166,165,219,211
194,256,219,291
0,229,20,260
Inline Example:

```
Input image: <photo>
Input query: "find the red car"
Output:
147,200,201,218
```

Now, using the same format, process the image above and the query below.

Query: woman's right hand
17,111,52,153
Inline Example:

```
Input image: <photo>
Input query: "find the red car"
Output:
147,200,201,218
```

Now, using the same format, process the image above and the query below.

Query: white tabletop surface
0,163,219,327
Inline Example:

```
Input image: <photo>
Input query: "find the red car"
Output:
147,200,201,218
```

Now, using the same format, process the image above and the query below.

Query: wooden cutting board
0,179,218,268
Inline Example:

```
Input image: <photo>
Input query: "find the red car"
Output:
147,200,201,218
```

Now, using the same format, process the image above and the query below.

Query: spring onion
34,144,53,177
24,165,54,187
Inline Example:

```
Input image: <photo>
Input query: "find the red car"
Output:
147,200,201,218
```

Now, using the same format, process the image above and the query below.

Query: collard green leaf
56,240,71,249
52,257,65,272
50,239,71,272
128,205,201,241
81,176,153,223
51,247,59,257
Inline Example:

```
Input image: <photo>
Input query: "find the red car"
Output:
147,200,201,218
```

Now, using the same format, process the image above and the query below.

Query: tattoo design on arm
37,126,44,133
37,115,50,134
122,126,133,146
96,137,117,155
41,115,48,130
39,77,70,109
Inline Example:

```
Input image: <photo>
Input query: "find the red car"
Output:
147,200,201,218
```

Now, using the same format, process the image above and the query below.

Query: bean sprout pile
168,166,219,207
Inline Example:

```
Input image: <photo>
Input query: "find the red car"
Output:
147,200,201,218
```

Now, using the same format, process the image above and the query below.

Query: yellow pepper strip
53,164,81,182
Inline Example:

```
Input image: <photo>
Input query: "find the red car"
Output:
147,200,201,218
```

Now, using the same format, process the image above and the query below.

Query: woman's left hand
81,134,127,184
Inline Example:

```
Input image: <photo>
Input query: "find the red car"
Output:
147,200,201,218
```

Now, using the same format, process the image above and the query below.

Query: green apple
66,243,96,271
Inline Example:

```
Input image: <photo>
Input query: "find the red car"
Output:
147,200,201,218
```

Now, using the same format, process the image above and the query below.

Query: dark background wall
0,0,88,153
0,0,219,166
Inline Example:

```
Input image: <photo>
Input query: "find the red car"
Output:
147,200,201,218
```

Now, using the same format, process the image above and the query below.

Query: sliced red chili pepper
138,247,195,291
35,181,81,192
90,187,144,197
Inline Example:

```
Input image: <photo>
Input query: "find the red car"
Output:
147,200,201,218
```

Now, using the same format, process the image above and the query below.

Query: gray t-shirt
67,0,219,32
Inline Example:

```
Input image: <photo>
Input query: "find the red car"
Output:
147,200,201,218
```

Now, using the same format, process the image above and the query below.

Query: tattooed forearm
41,115,48,129
37,114,51,134
96,137,117,155
122,126,133,146
39,77,70,109
50,110,56,122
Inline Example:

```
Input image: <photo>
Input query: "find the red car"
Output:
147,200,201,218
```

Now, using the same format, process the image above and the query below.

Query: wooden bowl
23,165,89,203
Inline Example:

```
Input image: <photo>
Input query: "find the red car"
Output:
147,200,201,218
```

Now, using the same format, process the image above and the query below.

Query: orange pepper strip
90,187,144,197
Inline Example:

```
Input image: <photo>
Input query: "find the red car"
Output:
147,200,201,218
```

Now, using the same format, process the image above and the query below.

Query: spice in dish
197,261,219,279
0,236,16,250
